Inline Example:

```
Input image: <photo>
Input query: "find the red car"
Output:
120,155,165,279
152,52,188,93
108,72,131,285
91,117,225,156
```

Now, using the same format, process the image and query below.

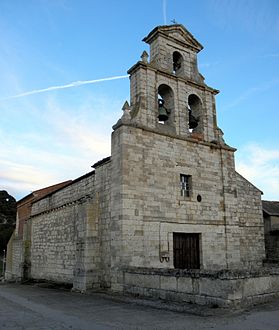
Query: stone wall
30,165,111,291
5,231,14,279
112,125,245,274
5,231,23,281
236,172,265,268
30,205,77,284
94,160,112,288
123,267,279,307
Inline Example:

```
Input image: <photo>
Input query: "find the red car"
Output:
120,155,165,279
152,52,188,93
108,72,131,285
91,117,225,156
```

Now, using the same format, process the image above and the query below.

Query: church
6,24,279,307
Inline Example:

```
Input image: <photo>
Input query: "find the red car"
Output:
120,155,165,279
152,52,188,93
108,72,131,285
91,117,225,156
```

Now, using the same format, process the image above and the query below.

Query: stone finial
141,50,149,64
122,101,130,111
217,127,225,144
121,100,131,121
112,101,131,130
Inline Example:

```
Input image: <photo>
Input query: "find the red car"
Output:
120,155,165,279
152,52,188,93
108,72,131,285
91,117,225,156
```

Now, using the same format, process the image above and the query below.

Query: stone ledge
123,266,279,279
122,267,279,307
112,122,236,152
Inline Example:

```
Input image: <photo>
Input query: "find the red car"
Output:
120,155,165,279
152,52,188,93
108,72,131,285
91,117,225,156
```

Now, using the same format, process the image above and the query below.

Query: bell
158,99,169,121
158,107,169,121
189,110,199,129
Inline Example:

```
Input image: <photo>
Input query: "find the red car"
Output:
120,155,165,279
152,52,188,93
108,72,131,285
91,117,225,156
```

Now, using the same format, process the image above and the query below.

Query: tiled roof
33,171,95,203
262,200,279,216
17,180,72,205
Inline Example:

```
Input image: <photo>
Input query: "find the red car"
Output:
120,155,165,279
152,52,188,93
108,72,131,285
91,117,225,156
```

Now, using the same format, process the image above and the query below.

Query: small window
173,233,200,269
173,51,183,75
180,174,192,197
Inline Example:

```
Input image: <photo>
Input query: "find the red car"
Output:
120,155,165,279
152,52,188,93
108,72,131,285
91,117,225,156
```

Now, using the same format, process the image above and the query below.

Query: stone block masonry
30,162,112,291
123,267,279,307
111,124,264,274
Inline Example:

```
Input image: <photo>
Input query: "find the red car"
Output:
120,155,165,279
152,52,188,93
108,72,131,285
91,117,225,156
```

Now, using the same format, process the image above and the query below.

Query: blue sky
0,0,278,201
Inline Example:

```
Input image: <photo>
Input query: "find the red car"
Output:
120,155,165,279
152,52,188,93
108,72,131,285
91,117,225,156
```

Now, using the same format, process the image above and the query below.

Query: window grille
180,174,191,197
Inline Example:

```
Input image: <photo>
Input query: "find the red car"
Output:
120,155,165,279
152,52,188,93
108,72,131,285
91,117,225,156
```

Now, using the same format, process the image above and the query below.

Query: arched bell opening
188,94,202,132
157,84,174,125
173,51,183,76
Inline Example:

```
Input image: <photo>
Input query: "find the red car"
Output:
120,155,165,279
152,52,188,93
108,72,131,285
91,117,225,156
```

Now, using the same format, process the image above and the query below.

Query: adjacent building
263,200,279,263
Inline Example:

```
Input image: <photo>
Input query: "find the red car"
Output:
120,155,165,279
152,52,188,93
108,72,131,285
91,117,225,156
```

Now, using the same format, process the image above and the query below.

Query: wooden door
173,233,200,269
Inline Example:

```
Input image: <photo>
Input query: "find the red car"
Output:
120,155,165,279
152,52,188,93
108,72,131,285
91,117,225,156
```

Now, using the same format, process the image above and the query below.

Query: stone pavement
0,283,279,329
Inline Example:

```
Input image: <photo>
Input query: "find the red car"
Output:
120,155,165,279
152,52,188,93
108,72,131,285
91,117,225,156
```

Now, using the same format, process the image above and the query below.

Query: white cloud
0,143,90,199
0,159,58,199
43,98,113,157
0,93,123,200
236,143,279,200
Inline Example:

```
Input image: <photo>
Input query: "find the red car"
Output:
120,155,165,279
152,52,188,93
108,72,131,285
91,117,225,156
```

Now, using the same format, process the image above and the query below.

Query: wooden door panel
173,233,200,269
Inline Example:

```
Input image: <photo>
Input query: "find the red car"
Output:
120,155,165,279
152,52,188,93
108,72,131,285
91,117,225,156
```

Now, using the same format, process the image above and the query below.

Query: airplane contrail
3,75,129,100
163,0,167,25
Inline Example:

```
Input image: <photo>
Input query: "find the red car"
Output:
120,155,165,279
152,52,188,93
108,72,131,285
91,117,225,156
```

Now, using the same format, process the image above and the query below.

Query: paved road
0,283,279,329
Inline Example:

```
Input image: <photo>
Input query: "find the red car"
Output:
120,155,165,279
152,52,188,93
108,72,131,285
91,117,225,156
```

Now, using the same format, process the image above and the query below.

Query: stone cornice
113,121,236,152
31,194,94,218
127,61,219,95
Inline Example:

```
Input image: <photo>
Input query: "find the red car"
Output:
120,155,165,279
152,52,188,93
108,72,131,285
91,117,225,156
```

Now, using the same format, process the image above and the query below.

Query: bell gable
143,24,203,53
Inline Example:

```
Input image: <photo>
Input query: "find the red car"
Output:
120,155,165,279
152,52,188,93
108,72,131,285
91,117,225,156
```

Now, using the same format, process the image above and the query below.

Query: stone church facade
7,25,279,307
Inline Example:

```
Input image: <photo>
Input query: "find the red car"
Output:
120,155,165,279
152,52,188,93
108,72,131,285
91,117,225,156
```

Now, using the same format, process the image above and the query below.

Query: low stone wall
123,267,279,307
5,232,23,281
